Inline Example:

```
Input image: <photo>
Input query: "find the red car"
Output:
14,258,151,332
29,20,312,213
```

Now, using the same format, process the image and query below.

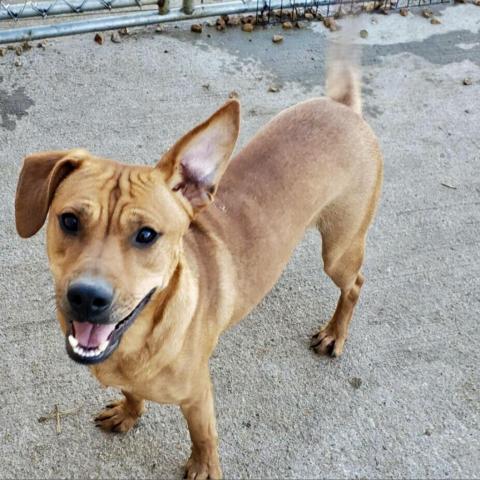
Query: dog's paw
310,323,346,358
184,455,222,480
94,400,140,433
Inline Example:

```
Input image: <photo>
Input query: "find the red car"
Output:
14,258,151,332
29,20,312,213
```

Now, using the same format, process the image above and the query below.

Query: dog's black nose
67,277,114,321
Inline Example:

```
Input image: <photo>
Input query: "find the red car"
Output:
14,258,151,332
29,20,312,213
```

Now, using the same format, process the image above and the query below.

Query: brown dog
15,55,382,478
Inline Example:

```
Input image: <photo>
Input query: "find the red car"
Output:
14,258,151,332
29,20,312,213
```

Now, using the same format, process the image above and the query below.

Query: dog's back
187,50,383,330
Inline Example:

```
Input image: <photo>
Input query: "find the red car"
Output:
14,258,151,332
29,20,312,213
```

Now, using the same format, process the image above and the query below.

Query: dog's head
15,100,240,365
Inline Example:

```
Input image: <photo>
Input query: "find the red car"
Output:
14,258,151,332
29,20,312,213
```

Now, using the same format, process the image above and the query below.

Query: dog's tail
325,42,362,116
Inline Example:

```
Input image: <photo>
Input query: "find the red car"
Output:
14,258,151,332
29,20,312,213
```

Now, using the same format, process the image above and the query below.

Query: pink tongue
73,321,116,348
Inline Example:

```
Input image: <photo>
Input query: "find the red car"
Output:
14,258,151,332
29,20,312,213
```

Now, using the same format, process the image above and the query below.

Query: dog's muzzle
65,287,156,365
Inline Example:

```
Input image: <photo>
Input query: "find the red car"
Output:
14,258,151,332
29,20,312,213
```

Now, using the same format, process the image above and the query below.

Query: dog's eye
60,213,79,234
134,227,158,247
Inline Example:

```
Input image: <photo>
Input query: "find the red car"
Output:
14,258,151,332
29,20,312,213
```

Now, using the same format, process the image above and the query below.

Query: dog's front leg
181,375,222,480
95,390,145,433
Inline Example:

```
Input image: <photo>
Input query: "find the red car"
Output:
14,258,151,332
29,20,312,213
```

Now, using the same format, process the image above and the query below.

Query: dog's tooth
99,341,109,352
68,335,78,348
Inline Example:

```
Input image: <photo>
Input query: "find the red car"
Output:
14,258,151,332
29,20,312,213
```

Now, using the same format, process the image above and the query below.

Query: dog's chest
91,359,192,404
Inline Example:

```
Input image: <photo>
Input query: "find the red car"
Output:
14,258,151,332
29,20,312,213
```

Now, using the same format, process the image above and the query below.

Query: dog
15,52,382,479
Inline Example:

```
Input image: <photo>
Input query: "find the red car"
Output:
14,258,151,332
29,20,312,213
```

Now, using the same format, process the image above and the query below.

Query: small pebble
110,32,121,43
191,23,203,33
282,21,293,29
272,34,283,43
304,12,314,20
399,7,408,16
296,21,306,29
463,77,472,86
14,58,22,67
0,47,5,57
241,23,254,32
119,27,130,36
363,1,375,12
324,17,337,31
360,29,368,39
245,15,255,25
228,90,239,99
349,377,363,389
430,17,441,24
422,8,433,18
268,84,280,92
15,46,23,56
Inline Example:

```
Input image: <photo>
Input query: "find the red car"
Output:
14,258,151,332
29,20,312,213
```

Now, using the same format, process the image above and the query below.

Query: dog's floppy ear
15,150,85,238
157,99,240,212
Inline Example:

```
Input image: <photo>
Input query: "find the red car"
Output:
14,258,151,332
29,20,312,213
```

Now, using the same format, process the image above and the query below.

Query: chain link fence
0,0,451,43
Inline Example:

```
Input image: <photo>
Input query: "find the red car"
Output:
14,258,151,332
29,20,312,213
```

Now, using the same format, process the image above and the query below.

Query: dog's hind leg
310,171,381,357
310,233,365,358
94,390,145,433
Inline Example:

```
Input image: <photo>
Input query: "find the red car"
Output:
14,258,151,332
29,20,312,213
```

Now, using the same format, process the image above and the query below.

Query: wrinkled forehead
51,158,188,229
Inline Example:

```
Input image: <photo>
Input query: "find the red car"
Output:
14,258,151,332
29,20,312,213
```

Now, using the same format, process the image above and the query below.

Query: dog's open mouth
65,288,156,365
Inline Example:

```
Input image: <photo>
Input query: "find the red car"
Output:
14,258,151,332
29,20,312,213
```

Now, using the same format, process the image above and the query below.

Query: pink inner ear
182,149,214,183
181,125,223,183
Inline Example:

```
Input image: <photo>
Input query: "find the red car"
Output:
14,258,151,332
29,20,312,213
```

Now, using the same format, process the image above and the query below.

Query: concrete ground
1,3,479,479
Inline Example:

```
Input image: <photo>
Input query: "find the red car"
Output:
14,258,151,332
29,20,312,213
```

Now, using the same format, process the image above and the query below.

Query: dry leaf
94,33,104,45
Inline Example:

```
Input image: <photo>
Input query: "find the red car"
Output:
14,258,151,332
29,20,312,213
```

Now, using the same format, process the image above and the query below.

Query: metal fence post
158,0,170,15
182,0,194,14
